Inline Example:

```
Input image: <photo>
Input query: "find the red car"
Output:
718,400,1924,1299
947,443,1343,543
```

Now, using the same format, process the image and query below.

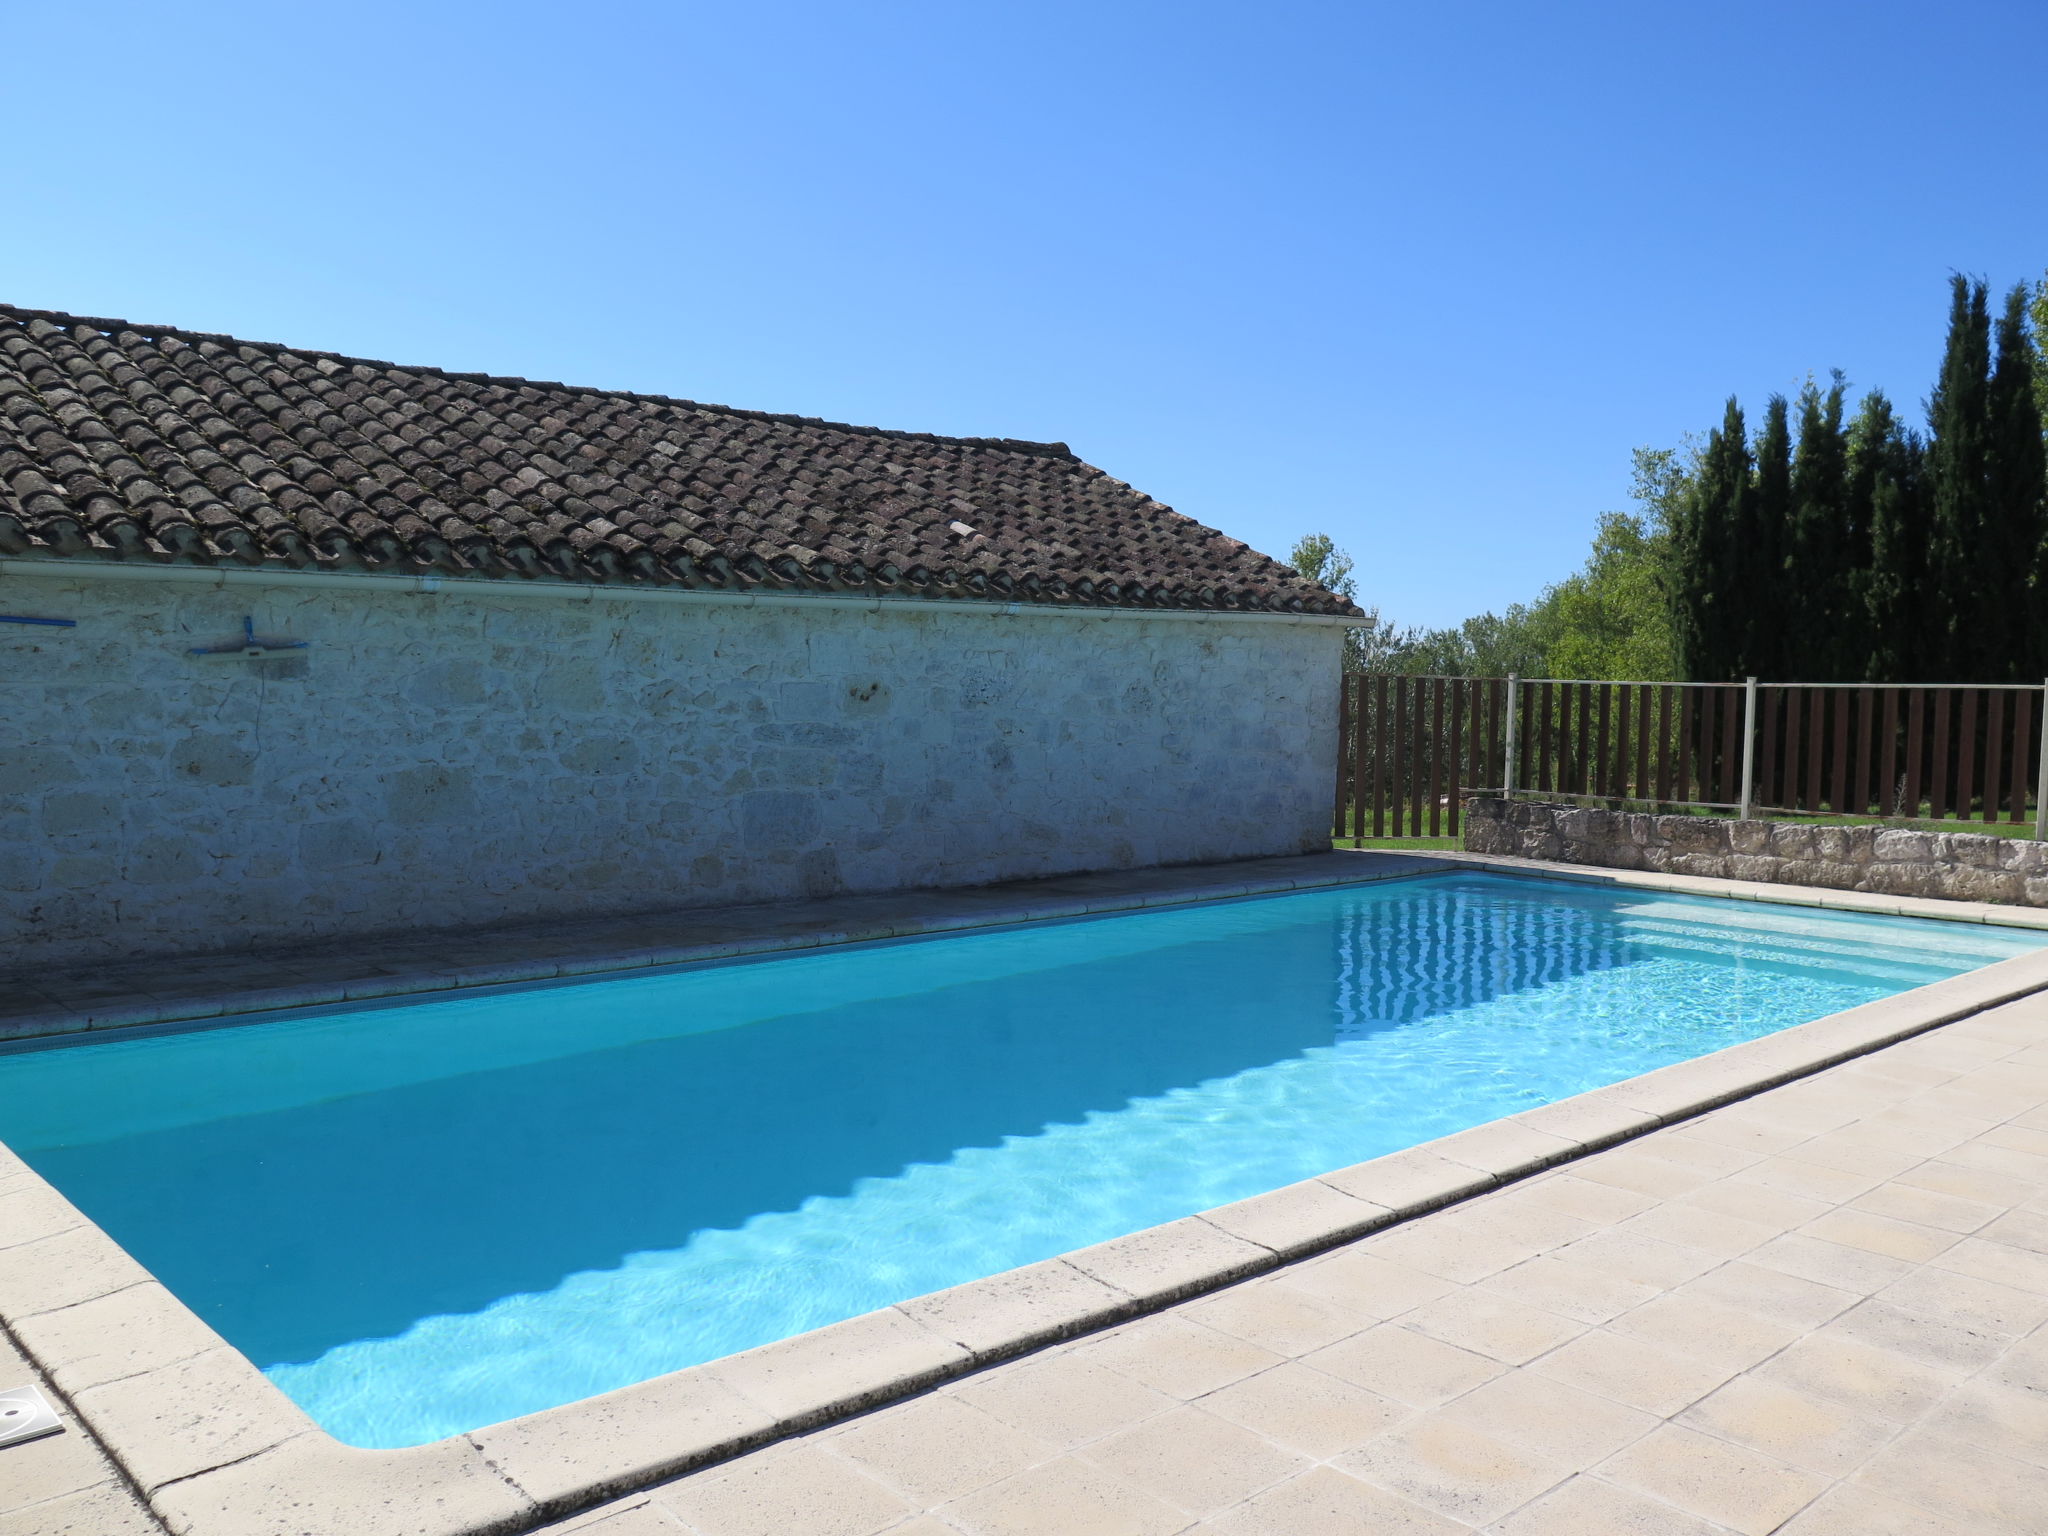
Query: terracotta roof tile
0,304,1356,615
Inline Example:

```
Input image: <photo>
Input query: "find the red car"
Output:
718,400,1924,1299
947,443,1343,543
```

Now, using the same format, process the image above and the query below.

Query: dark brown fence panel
1333,675,2044,841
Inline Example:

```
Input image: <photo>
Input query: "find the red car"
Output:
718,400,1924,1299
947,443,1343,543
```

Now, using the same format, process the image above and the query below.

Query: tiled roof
0,305,1356,616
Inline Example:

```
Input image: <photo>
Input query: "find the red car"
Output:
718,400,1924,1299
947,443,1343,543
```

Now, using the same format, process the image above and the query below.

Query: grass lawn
1332,835,1462,851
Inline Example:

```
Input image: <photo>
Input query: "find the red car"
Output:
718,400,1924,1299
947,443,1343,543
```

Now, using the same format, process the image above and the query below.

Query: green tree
1849,390,1927,681
1787,376,1852,677
1288,532,1368,670
1988,283,2048,678
1745,395,1793,678
1671,401,1750,682
1926,275,1993,679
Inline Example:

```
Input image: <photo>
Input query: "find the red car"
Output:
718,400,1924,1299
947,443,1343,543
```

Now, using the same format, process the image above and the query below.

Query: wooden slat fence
1333,676,2048,843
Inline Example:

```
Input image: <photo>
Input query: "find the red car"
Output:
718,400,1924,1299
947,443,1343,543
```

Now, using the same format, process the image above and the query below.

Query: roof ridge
0,301,1078,461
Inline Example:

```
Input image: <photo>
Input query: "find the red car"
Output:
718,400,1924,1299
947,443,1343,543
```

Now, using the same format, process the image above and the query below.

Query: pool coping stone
8,851,2048,1533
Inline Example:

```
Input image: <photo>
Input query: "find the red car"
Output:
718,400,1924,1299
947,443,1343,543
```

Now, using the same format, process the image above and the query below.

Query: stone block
1951,833,2005,869
1728,818,1770,854
1874,829,1935,862
1940,867,2025,905
1767,823,1818,858
1665,818,1727,855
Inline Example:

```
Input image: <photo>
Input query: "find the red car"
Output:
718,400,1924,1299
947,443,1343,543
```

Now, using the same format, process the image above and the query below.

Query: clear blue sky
6,1,2043,627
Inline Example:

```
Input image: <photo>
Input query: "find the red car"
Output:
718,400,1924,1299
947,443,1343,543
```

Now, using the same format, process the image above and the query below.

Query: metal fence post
2035,678,2048,840
1502,674,1520,800
1739,676,1759,820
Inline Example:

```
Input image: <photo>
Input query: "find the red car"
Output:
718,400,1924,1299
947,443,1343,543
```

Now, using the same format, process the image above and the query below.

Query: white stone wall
3,575,1342,964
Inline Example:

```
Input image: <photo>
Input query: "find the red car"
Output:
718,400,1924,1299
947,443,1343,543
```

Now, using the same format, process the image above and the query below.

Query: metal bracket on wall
189,615,310,658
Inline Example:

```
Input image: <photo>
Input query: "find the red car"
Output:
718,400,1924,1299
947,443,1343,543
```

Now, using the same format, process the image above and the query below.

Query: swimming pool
2,871,2038,1447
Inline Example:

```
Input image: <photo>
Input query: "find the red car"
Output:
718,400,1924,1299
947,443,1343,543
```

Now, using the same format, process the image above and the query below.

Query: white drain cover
0,1385,61,1449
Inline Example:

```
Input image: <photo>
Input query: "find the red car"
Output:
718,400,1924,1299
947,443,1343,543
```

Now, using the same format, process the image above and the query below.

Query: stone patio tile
1676,1375,1896,1478
1849,1180,2004,1233
0,1482,162,1536
473,1370,777,1509
1821,1297,2013,1373
1504,1173,1657,1226
1606,1294,1802,1374
1798,1209,1960,1265
828,1395,1055,1507
1355,1215,1543,1285
1391,1288,1584,1367
1675,1108,1814,1159
1199,1465,1470,1536
704,1308,970,1425
1876,1264,2048,1336
1567,1147,1721,1201
1080,1405,1310,1517
654,1443,914,1536
894,1258,1134,1362
1178,1276,1374,1357
1849,1429,2045,1535
1891,1159,2038,1207
1744,1234,1917,1295
1595,1424,1828,1536
1476,1255,1662,1326
541,1496,681,1533
1492,1475,1732,1536
1918,1377,2048,1467
1976,1204,2048,1254
1929,1234,2048,1295
1434,1370,1657,1469
1302,1324,1505,1408
0,1182,88,1250
1774,1133,1924,1184
0,1409,123,1506
1063,1217,1271,1305
1449,1193,1597,1253
1667,1179,1831,1235
1666,1261,1859,1331
950,1355,1175,1451
1612,1202,1778,1260
943,1456,1187,1536
1629,1132,1765,1179
150,1433,536,1536
1071,1313,1280,1400
1429,1120,1582,1179
1283,1249,1456,1320
70,1346,310,1492
1547,1229,1720,1291
1527,1330,1739,1418
1982,1323,2048,1392
1727,1156,1883,1206
1773,1479,1952,1535
1935,1137,2048,1185
1198,1177,1392,1259
1197,1362,1409,1459
1318,1149,1496,1213
1746,1333,1963,1424
9,1281,226,1396
1336,1414,1570,1526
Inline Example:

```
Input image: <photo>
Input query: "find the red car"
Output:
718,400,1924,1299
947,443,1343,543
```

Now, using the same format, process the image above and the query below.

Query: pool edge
8,876,2048,1532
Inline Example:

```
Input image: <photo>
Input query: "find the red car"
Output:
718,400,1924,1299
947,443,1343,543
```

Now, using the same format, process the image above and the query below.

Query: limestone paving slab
9,853,2048,1533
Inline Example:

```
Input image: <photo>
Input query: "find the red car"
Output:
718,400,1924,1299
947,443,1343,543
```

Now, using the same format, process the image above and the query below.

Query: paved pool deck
529,994,2048,1536
6,849,2048,1534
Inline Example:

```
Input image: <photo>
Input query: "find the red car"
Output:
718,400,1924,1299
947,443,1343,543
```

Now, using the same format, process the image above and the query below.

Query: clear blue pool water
2,871,2039,1447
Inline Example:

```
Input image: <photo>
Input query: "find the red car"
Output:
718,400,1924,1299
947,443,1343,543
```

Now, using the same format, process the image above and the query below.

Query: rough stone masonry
1465,795,2048,907
4,576,1341,965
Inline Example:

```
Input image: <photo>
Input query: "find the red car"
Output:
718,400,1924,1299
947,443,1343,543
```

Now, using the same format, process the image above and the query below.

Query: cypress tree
1987,283,2048,679
1788,377,1851,678
1745,395,1793,678
1851,391,1928,680
1925,275,1992,679
1671,399,1749,681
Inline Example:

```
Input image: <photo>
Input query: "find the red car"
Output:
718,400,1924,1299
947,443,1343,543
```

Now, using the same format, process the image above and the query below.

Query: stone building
0,305,1356,965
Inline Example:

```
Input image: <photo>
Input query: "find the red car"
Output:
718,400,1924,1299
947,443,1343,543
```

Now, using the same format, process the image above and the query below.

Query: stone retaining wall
1464,796,2048,907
